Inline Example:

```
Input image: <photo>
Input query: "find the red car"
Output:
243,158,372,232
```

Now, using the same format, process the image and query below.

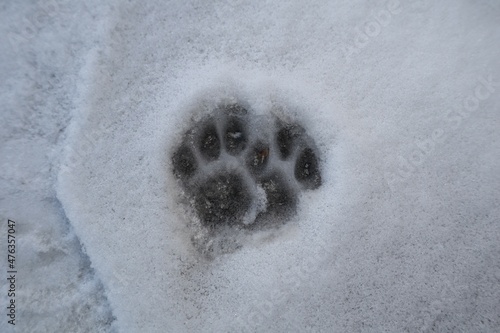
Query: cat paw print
172,102,322,254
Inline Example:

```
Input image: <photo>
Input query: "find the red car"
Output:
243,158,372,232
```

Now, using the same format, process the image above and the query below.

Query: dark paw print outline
172,102,322,233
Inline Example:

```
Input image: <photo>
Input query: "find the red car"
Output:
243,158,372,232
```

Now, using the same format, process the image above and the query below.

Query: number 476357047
7,219,16,269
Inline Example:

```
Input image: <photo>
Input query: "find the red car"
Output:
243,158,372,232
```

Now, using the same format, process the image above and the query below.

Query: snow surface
1,0,500,332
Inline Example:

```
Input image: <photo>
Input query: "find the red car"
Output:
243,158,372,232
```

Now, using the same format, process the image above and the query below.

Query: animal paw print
172,102,321,255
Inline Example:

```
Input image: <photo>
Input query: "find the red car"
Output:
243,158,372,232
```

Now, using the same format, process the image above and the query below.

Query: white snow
1,0,500,332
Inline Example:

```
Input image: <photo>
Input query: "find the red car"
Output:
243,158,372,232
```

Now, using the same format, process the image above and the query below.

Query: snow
1,0,500,332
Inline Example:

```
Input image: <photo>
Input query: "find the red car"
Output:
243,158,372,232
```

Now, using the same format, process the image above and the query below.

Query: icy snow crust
0,1,116,332
49,0,500,332
58,64,340,331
